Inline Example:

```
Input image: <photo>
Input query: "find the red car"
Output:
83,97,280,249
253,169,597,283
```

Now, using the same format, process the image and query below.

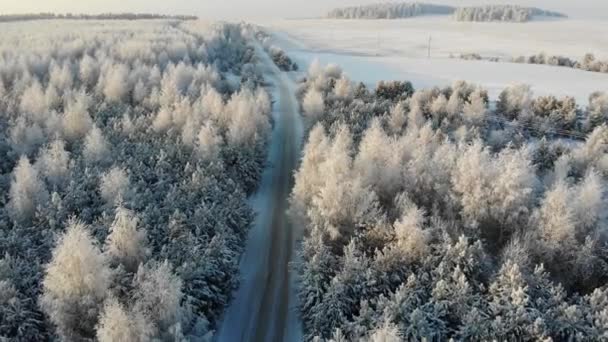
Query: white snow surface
263,17,608,103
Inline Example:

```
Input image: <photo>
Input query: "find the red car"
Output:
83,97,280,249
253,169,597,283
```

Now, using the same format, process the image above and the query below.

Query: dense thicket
454,5,566,22
0,13,197,23
327,2,455,20
0,19,271,340
291,61,608,341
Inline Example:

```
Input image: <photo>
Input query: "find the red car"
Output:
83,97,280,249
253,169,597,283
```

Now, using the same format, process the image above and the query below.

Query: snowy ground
262,16,608,103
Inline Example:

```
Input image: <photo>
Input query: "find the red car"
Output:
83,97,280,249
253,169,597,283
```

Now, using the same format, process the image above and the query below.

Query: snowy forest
1,4,607,342
326,3,455,20
453,5,566,22
291,61,608,340
0,19,273,340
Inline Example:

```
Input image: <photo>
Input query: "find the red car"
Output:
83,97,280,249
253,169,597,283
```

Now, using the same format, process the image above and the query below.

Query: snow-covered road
216,43,304,342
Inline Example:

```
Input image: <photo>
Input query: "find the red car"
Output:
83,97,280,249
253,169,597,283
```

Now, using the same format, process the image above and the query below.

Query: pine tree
488,260,538,340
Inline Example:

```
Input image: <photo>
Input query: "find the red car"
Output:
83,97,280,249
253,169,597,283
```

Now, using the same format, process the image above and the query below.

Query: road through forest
216,44,303,342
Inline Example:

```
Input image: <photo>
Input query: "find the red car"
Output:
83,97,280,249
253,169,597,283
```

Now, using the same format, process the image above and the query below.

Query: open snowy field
266,17,608,60
264,17,608,102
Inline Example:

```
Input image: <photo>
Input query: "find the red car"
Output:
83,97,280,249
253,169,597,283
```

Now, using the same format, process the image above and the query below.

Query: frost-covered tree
224,89,271,146
196,123,222,160
394,206,430,263
36,139,70,188
99,166,131,205
105,207,148,272
8,156,49,223
40,221,112,340
452,142,536,240
133,260,184,336
303,87,325,121
19,80,48,118
496,84,533,121
587,92,608,131
83,125,110,163
388,102,407,134
537,181,576,250
49,62,74,92
368,320,402,342
376,81,414,101
333,75,353,100
79,54,99,89
201,87,225,123
487,260,539,339
102,63,130,102
311,126,379,239
572,169,605,230
355,118,401,202
291,124,330,225
9,118,45,156
62,91,93,141
462,89,487,125
96,297,154,342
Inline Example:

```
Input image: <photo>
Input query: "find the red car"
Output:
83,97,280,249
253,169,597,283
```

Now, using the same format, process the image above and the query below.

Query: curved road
216,45,303,342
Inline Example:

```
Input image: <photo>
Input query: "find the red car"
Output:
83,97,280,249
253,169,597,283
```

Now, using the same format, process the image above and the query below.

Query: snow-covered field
264,17,608,103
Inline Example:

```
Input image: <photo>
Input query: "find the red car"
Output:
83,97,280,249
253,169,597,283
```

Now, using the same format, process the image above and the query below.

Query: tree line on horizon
327,3,566,22
0,13,198,23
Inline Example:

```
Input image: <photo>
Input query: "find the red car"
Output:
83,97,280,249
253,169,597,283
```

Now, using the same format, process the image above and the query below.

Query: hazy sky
1,0,607,20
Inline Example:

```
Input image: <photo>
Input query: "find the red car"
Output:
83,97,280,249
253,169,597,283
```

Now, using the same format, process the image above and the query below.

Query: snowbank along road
216,42,303,342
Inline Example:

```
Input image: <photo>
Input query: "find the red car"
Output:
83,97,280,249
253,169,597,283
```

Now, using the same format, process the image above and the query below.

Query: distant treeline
327,3,455,19
326,3,566,22
0,13,198,23
454,52,608,74
454,5,566,22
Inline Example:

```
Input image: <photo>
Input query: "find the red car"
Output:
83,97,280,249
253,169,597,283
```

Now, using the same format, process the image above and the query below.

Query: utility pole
428,35,432,59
